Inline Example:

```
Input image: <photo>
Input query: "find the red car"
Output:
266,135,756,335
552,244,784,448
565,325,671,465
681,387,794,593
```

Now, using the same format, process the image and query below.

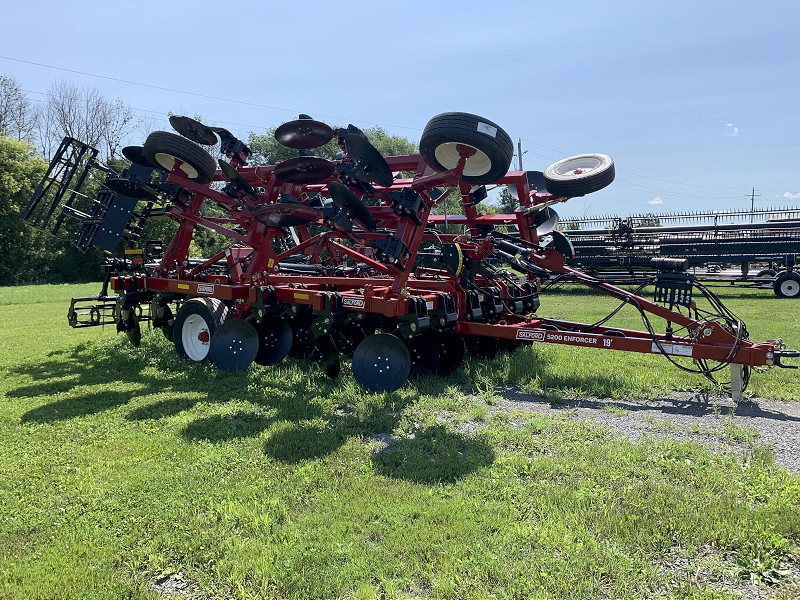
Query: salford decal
197,284,215,294
342,296,365,309
516,329,545,341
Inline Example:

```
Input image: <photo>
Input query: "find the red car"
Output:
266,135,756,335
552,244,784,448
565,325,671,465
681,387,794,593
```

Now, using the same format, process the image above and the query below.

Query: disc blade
315,334,341,378
345,134,393,187
218,159,256,196
352,333,410,393
404,333,440,378
288,311,316,358
169,115,218,145
335,322,368,356
274,118,334,149
327,182,376,231
106,177,155,199
274,156,336,184
533,206,559,236
550,230,575,258
125,316,141,347
122,145,156,168
254,317,293,366
435,333,465,376
464,334,498,359
209,320,259,372
254,203,321,227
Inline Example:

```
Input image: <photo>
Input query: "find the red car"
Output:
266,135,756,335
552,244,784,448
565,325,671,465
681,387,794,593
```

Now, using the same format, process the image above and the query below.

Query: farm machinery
22,111,798,395
559,208,800,297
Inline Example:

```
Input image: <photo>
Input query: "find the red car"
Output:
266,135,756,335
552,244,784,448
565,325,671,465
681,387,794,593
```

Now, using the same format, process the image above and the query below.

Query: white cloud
784,192,800,199
724,123,739,137
648,197,664,205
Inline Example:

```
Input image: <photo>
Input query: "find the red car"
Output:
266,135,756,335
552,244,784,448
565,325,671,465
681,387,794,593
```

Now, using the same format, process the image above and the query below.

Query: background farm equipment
22,111,798,397
557,208,800,298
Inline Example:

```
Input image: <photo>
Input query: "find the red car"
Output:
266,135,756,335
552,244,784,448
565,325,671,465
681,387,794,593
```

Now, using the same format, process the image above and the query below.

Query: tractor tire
543,153,615,197
419,112,513,184
773,272,800,299
756,269,777,278
174,298,230,362
142,131,217,184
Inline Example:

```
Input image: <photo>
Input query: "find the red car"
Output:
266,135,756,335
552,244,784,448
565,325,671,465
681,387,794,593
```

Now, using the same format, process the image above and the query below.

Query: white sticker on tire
477,122,497,138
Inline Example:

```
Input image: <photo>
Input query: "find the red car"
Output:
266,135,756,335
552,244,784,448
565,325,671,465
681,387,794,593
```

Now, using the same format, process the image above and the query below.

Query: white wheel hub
434,142,492,177
552,155,606,178
780,279,799,297
154,152,199,180
182,313,211,361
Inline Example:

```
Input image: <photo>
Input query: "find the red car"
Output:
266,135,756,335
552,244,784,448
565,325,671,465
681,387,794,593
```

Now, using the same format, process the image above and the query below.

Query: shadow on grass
371,425,495,484
502,387,800,422
10,336,493,481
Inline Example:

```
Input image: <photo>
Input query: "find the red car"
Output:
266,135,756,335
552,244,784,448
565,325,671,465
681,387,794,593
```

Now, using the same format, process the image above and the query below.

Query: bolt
703,328,712,337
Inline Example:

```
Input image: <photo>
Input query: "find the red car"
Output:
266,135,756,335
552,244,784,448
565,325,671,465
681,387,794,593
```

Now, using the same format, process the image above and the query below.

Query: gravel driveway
499,389,800,474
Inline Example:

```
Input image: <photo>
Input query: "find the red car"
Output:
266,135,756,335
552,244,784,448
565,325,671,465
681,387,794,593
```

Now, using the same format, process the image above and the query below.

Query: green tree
248,125,416,166
497,187,518,214
0,135,47,284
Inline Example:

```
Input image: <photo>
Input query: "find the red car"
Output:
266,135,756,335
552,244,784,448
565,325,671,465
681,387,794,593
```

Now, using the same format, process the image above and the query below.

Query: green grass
1,283,799,598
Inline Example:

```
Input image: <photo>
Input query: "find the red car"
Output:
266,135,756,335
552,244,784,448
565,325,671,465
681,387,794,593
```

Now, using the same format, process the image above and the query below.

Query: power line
1,54,421,131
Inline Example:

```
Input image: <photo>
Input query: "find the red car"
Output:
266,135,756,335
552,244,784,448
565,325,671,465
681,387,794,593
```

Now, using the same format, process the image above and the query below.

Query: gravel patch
497,388,800,473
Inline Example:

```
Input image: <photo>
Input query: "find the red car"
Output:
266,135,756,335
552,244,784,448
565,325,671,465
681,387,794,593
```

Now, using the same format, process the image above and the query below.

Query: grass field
1,282,798,599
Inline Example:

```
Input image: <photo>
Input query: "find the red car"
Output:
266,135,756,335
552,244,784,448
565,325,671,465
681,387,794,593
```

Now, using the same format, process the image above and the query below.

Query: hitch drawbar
775,349,800,369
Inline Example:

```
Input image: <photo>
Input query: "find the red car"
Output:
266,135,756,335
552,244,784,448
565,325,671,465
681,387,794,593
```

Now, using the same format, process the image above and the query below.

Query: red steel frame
109,144,786,372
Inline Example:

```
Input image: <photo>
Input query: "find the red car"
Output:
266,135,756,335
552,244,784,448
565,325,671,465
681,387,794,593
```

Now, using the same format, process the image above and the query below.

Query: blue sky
2,0,798,218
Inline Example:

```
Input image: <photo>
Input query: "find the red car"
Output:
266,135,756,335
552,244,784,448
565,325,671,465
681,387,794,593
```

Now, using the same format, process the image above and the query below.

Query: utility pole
748,188,761,222
517,138,523,171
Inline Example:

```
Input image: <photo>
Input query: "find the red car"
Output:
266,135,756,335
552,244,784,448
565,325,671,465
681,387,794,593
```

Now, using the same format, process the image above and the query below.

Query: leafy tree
497,187,518,214
0,135,47,284
248,124,416,166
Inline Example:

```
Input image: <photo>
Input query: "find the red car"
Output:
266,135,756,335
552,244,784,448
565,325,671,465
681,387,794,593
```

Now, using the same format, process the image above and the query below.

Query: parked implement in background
559,209,800,298
23,111,798,397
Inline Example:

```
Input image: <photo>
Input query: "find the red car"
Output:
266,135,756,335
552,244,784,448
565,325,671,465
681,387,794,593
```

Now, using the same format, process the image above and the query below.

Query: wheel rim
434,142,492,177
154,152,200,180
182,313,211,361
780,279,799,297
553,155,604,178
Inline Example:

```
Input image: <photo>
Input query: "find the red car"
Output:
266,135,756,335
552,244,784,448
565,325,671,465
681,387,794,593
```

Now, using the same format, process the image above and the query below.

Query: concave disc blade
273,156,336,184
352,333,410,393
160,305,174,342
404,333,440,378
274,118,334,149
209,319,259,372
125,316,141,347
498,338,522,354
533,206,559,236
315,334,341,379
550,230,575,258
435,333,465,376
327,182,376,231
169,115,218,145
254,203,321,227
288,311,316,358
218,159,256,196
122,145,156,168
254,317,293,366
345,134,393,187
335,322,368,356
463,334,499,359
106,177,155,199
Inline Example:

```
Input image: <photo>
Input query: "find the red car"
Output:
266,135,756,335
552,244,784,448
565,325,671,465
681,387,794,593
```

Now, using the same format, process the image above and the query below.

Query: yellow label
177,283,190,290
124,249,143,255
268,259,274,268
294,293,310,300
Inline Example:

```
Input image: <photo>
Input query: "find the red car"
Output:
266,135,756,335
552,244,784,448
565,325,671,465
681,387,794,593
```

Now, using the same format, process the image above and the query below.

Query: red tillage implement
23,112,798,394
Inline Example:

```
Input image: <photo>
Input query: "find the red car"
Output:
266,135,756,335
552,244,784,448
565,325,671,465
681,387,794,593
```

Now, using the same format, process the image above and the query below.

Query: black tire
419,112,513,184
543,153,615,197
142,131,217,184
174,298,230,362
773,272,800,299
756,269,777,278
